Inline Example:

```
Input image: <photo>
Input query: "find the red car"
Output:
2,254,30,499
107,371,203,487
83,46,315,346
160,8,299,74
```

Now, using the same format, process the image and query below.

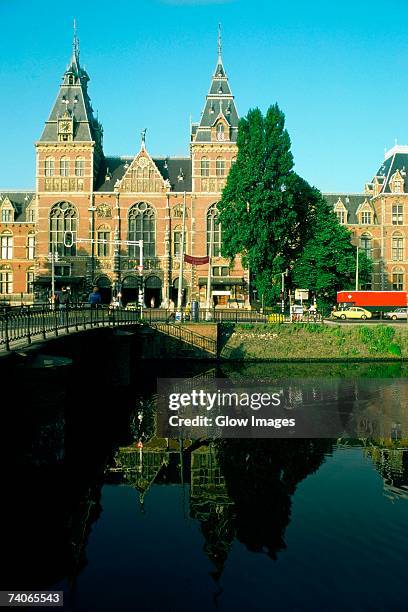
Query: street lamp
48,246,59,306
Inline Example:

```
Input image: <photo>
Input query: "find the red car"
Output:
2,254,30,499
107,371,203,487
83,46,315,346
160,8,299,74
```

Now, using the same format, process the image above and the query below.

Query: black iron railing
150,322,217,355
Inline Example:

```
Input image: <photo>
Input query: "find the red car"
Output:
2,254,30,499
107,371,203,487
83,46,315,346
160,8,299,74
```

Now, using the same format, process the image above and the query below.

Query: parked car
384,307,408,320
332,307,372,320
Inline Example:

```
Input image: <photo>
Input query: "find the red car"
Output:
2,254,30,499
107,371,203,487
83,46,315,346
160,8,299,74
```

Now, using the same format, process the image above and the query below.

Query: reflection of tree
366,445,408,501
215,439,334,560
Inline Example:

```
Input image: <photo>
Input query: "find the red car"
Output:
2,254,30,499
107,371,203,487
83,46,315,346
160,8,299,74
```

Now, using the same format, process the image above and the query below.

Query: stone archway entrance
145,275,162,308
122,275,139,306
96,275,112,304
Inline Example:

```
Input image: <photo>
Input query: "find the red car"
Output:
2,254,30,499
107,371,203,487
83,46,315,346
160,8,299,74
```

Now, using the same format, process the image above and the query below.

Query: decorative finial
73,18,80,62
218,23,222,59
141,128,147,148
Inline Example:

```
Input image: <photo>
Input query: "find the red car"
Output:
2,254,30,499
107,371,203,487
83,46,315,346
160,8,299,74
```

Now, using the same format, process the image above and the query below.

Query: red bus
337,290,408,312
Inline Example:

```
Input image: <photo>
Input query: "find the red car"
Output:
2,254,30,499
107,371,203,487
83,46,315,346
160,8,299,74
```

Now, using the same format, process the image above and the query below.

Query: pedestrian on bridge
88,287,102,309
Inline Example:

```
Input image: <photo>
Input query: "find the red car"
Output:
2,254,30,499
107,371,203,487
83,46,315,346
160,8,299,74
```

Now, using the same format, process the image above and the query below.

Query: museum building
0,33,407,305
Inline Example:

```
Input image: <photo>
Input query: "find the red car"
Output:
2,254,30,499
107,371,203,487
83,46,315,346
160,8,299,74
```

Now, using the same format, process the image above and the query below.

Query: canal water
2,358,408,612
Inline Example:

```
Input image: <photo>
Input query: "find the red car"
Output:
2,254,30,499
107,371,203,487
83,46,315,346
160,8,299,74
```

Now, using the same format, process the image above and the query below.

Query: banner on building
184,254,210,265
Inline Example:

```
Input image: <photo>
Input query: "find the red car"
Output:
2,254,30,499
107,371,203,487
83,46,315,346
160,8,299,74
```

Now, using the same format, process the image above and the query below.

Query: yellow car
332,307,372,320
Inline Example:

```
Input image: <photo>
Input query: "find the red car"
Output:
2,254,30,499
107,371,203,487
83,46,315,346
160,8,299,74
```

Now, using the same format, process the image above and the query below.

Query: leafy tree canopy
218,104,371,306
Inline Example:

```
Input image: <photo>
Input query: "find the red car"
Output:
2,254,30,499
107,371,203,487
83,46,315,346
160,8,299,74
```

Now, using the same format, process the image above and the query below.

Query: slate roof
371,147,408,193
323,193,376,224
0,191,35,222
96,156,192,192
38,44,102,145
193,53,239,143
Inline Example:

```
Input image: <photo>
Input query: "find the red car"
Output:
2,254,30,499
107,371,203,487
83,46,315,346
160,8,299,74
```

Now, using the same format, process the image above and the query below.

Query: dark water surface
2,358,408,612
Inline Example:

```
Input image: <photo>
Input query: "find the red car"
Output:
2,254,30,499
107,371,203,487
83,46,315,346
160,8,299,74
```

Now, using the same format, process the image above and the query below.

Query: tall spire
218,23,222,61
72,18,80,65
191,24,239,143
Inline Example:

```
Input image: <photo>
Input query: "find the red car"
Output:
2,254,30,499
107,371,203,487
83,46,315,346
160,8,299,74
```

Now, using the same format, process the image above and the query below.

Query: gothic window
216,157,225,177
27,232,35,260
49,201,77,256
392,268,404,290
45,157,55,177
392,233,404,261
392,204,403,225
60,157,70,177
128,202,156,258
173,225,182,256
207,204,222,257
75,157,85,177
201,157,210,177
360,233,372,259
1,232,13,259
0,268,12,294
97,226,111,257
216,123,225,141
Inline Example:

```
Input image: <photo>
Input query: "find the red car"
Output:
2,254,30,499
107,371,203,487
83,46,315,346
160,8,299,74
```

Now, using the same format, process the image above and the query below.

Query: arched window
392,232,404,261
207,204,222,257
45,157,55,177
0,266,12,294
128,202,156,258
216,123,225,141
216,157,225,177
97,225,111,257
60,157,70,177
1,231,13,259
201,157,210,177
49,201,77,256
75,157,85,177
360,233,372,259
27,232,35,260
392,267,404,291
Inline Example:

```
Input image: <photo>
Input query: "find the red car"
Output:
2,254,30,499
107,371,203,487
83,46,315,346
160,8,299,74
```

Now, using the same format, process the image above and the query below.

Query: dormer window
394,180,403,193
216,123,225,141
361,211,372,225
1,209,13,223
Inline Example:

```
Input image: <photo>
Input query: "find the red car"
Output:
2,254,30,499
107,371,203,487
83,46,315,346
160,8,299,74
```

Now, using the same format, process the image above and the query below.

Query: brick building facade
0,34,407,305
0,33,247,307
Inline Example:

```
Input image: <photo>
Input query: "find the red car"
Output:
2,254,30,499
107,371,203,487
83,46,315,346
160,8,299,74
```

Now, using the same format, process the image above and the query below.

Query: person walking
88,286,102,309
60,286,70,325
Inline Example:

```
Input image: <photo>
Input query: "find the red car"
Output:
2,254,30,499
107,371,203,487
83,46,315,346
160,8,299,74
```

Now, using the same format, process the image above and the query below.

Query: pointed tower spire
218,23,222,61
191,25,239,143
73,18,80,65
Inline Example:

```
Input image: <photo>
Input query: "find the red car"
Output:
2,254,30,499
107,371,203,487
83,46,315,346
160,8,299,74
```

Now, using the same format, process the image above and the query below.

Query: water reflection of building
190,445,235,581
366,446,408,502
108,437,333,578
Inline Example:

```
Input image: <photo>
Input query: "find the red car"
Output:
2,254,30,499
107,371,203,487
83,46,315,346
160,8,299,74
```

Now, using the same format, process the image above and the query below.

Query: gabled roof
323,193,376,225
96,156,192,192
371,146,408,194
0,191,35,222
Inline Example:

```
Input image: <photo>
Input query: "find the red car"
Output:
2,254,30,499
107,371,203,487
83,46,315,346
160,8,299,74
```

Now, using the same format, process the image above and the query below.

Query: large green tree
218,104,371,306
292,195,372,305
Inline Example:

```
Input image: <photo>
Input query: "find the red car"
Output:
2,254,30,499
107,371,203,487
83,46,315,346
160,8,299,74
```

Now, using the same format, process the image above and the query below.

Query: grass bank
219,323,408,361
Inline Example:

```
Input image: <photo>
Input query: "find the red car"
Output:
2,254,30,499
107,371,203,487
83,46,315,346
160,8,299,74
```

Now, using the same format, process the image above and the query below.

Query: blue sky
1,0,408,192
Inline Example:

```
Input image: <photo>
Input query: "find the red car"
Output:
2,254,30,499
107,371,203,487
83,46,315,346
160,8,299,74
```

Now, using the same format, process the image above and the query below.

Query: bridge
0,305,223,356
